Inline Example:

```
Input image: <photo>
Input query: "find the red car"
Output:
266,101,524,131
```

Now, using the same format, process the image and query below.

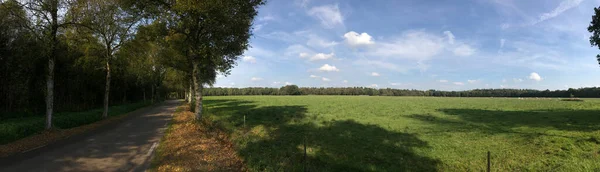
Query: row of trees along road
0,0,264,128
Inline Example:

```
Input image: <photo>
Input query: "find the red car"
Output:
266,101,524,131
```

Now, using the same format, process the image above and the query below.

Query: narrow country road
0,100,179,172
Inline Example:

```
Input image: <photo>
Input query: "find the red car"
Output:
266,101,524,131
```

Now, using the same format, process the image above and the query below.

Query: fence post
487,151,491,172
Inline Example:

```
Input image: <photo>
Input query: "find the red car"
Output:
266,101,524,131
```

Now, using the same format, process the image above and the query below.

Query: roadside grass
202,96,600,171
0,101,151,145
150,104,245,172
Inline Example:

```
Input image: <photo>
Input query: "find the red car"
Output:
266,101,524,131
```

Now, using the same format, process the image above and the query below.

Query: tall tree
588,7,600,66
12,0,74,129
71,0,139,118
164,0,264,120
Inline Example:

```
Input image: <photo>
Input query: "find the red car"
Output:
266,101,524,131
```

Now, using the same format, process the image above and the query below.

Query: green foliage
588,6,600,66
0,0,175,117
0,101,150,144
204,96,600,171
280,85,301,95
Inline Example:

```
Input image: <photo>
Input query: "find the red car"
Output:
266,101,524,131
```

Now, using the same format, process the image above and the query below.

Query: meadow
202,96,600,171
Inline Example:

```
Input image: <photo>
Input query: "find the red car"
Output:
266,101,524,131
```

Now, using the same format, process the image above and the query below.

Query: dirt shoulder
150,105,245,172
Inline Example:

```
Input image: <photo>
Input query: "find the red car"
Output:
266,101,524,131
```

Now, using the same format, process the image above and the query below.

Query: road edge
0,101,167,167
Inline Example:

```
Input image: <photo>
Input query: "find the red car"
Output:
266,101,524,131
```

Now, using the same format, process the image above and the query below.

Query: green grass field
202,96,600,171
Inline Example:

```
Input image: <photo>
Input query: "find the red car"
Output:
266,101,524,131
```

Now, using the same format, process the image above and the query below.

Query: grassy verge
150,104,245,172
0,101,151,157
202,96,600,171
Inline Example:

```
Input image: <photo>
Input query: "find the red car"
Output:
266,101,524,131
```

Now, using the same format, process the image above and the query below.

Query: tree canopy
0,0,264,126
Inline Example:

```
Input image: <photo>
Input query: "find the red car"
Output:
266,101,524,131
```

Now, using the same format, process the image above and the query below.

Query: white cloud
371,72,380,76
500,39,506,48
251,77,263,81
535,0,583,24
299,52,310,58
273,81,281,85
257,14,275,22
344,31,374,47
443,31,455,44
242,56,256,63
254,24,264,31
453,82,465,86
310,75,320,78
501,23,510,30
285,44,314,58
467,79,478,84
390,83,401,86
439,80,448,83
307,4,343,28
369,84,378,88
453,44,475,56
285,82,293,85
343,80,348,83
296,0,310,7
370,31,444,60
322,77,331,81
502,79,507,83
309,53,335,61
307,35,338,48
513,78,523,83
318,64,340,72
529,72,542,81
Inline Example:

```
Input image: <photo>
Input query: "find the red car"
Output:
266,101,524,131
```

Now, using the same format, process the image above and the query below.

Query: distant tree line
203,85,600,98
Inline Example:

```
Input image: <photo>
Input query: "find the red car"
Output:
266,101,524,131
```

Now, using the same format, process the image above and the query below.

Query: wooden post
487,151,491,172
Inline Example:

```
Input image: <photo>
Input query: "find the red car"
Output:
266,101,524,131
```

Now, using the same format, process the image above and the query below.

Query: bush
561,98,584,102
280,85,301,95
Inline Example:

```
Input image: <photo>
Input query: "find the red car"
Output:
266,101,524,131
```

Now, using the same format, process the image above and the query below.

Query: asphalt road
0,100,179,172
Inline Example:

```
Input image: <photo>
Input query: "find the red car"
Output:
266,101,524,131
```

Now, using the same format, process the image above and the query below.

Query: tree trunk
192,61,202,120
102,59,111,118
188,81,193,103
46,48,55,130
143,88,146,101
46,3,59,130
151,84,155,103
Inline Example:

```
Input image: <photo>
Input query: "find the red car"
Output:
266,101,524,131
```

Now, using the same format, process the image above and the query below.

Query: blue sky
214,0,600,90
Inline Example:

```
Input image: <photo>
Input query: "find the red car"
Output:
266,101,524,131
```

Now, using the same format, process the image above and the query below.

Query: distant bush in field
561,98,584,102
280,85,301,95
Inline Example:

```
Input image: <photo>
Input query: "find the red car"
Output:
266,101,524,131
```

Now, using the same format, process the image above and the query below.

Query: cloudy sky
214,0,600,90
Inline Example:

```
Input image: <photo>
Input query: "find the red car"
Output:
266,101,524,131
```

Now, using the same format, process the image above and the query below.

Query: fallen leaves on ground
152,106,245,172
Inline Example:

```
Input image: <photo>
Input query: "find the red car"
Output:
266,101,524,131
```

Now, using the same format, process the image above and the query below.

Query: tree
588,7,600,66
71,0,140,118
281,85,301,95
11,0,75,129
148,0,264,120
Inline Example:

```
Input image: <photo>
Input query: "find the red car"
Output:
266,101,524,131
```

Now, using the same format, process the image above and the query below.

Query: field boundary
0,101,164,166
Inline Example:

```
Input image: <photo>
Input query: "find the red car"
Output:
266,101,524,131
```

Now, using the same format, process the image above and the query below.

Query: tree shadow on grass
204,99,440,172
438,109,600,132
406,108,600,140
